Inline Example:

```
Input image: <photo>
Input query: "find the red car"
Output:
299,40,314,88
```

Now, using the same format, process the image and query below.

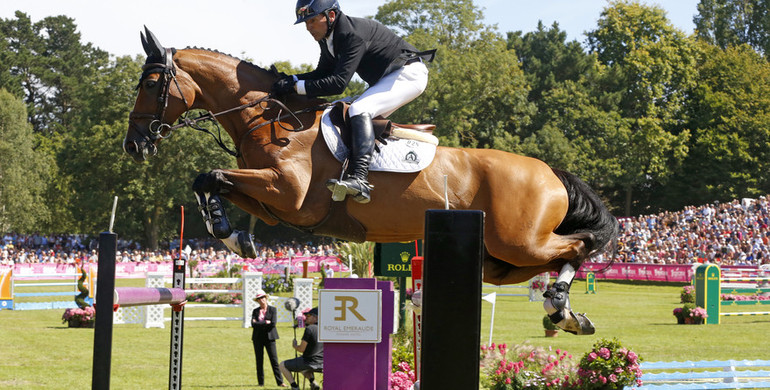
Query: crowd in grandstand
0,232,338,266
617,196,770,266
3,195,770,267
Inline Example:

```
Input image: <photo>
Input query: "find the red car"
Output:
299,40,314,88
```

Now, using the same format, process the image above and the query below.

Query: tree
507,22,595,106
506,22,604,178
0,89,52,231
0,12,109,134
663,43,770,207
55,55,238,249
694,0,770,57
375,0,534,150
585,0,696,215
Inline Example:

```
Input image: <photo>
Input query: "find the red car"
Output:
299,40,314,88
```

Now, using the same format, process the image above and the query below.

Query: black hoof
237,231,257,259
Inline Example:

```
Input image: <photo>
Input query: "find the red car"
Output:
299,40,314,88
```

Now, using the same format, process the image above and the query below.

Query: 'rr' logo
333,296,366,321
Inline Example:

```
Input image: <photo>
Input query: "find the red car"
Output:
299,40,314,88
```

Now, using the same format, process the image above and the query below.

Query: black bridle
128,48,330,159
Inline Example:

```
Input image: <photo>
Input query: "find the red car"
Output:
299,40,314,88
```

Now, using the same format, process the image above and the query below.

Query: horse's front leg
192,169,260,258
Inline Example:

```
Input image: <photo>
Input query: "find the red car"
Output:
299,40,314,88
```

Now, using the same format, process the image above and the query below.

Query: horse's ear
142,25,165,59
140,30,152,57
270,64,288,78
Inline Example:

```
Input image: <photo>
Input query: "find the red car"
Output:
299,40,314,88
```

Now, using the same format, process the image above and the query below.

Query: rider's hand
271,76,296,96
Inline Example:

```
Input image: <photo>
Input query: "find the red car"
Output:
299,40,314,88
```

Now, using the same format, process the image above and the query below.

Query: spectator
251,289,284,387
279,308,323,390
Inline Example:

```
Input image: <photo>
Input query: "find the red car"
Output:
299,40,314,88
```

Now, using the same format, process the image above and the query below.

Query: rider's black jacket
296,11,418,97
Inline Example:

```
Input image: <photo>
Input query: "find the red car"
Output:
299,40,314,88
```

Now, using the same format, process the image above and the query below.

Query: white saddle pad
320,106,437,173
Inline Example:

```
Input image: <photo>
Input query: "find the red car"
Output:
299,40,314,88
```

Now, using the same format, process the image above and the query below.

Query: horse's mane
182,46,274,76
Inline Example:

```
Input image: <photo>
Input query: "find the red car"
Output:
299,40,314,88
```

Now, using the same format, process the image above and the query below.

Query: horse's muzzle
122,136,156,163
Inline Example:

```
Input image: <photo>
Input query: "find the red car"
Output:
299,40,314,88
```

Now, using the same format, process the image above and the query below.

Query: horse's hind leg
541,233,596,335
192,171,257,258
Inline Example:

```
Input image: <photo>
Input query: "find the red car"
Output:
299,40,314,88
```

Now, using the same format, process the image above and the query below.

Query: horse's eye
144,80,157,89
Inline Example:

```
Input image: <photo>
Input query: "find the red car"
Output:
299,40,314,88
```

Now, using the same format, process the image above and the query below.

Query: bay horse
123,28,618,335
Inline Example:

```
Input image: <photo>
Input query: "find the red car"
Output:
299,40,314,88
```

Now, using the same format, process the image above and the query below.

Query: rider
272,0,434,204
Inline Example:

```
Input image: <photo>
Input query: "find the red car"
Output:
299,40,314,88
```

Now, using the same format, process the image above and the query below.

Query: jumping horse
123,28,618,335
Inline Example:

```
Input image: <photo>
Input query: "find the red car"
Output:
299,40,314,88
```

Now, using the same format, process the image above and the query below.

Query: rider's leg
193,173,257,258
326,61,428,203
326,113,375,203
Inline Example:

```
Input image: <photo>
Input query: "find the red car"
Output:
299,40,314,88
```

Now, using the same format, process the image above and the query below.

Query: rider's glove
271,76,297,96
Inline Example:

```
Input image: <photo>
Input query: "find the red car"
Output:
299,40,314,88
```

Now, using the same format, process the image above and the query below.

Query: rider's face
305,12,332,42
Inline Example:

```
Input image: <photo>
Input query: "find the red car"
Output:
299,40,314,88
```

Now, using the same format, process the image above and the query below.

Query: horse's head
123,27,193,162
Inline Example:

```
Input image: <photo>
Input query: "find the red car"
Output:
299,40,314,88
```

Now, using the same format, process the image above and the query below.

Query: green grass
2,278,770,389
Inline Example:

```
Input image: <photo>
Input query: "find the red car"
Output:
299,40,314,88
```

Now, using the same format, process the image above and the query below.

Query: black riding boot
326,113,375,203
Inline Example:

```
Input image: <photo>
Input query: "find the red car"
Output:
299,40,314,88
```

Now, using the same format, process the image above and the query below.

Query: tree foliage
663,42,770,207
0,89,52,231
2,0,770,246
0,12,109,134
586,0,696,214
376,0,534,150
694,0,770,57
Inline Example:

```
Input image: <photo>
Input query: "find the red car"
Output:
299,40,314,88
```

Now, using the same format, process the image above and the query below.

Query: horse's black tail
552,169,619,261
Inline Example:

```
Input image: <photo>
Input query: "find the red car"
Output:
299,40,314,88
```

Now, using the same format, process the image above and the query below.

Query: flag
482,292,496,304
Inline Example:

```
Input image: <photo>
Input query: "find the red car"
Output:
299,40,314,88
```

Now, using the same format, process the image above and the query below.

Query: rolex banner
373,241,421,277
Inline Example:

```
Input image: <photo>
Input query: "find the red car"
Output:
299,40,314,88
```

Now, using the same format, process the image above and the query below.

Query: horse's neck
178,50,271,112
177,49,325,133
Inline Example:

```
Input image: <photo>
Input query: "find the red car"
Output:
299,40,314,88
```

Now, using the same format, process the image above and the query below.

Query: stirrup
326,178,372,203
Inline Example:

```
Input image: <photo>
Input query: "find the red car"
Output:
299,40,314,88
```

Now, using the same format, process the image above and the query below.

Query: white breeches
348,61,429,118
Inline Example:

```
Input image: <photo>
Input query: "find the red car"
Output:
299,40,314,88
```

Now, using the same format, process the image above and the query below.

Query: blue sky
0,0,700,67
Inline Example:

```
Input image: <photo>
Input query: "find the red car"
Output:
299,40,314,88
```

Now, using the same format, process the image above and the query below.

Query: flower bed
673,303,708,324
721,294,770,301
62,306,95,328
475,339,643,389
576,338,642,389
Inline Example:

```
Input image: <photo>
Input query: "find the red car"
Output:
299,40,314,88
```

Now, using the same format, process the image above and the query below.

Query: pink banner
1,256,346,278
577,262,758,283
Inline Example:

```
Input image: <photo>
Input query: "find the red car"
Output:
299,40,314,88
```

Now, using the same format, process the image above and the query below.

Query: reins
129,48,333,160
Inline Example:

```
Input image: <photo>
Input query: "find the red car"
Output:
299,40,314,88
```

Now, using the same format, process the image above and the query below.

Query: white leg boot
543,263,595,335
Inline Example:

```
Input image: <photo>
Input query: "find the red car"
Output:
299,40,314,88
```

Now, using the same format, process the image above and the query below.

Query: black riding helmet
295,0,340,35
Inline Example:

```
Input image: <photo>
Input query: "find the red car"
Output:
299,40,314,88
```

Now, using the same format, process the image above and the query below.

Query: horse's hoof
558,310,596,335
543,281,594,335
236,231,257,259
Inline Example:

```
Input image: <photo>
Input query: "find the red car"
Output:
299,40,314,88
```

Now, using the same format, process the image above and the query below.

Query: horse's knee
192,170,233,194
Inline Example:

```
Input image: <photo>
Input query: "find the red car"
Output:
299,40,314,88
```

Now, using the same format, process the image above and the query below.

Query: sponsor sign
319,289,382,343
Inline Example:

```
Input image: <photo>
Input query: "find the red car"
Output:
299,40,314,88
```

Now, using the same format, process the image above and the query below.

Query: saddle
290,102,438,243
328,101,436,150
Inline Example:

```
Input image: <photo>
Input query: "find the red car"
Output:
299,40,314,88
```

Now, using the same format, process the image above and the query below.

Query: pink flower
505,378,511,384
609,374,618,382
599,347,611,359
587,352,598,362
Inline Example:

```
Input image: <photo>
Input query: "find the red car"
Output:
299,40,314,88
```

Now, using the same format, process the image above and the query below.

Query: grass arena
2,276,769,389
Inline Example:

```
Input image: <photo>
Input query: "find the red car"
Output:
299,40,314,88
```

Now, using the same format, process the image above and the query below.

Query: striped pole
113,288,186,307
